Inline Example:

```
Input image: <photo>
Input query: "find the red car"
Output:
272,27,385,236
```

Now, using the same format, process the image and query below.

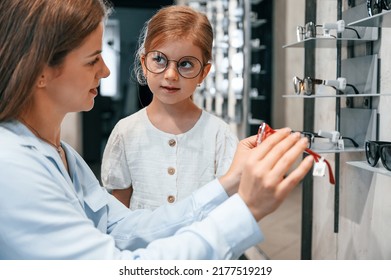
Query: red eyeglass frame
256,122,335,185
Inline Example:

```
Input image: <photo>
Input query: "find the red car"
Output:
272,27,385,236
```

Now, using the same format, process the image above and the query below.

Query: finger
240,135,258,149
276,155,314,199
266,136,309,182
257,132,303,176
253,127,292,161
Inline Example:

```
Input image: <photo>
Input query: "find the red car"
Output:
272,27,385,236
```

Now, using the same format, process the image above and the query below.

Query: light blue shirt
0,121,263,259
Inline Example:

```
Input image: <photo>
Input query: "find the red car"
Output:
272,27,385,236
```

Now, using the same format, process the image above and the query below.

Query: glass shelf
251,19,267,28
283,36,377,49
251,45,266,51
347,161,391,177
250,95,267,101
282,93,391,98
347,10,391,28
313,147,364,154
248,118,263,125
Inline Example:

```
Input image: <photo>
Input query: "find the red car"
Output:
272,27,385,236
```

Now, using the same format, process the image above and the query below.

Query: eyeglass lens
293,77,314,96
296,22,316,42
144,51,203,79
365,141,391,171
367,0,391,17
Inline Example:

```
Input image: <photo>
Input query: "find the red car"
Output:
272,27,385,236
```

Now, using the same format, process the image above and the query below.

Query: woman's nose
99,58,111,79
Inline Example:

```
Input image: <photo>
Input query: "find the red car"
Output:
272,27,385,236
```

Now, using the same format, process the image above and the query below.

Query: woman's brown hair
0,0,112,121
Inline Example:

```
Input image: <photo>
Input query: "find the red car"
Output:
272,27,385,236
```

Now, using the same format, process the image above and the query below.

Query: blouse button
168,139,176,147
167,195,176,203
167,167,176,175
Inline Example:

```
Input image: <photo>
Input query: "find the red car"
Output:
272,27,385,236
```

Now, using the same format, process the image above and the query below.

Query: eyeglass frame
256,122,335,185
293,76,323,96
143,50,207,79
367,0,391,17
293,76,359,96
365,140,391,171
296,22,321,41
296,21,360,42
294,131,359,149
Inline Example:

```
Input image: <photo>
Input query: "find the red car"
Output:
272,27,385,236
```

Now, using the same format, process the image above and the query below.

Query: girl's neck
146,99,202,134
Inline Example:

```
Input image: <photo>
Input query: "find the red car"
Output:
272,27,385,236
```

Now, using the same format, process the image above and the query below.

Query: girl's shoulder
199,110,230,129
115,108,149,131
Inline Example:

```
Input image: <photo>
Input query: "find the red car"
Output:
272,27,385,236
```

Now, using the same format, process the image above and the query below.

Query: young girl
101,5,239,210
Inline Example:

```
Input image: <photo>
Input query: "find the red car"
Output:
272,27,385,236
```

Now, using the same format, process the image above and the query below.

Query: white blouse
101,108,238,210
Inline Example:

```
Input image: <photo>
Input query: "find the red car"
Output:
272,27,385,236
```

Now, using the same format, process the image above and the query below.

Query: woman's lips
89,88,98,95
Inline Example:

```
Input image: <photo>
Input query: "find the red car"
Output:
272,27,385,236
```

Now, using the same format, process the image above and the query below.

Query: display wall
283,0,391,259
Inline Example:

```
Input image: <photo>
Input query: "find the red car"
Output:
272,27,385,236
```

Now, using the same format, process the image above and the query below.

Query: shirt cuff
207,193,264,259
190,179,229,217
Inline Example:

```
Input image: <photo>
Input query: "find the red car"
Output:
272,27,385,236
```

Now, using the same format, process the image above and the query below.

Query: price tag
337,139,344,150
313,159,326,177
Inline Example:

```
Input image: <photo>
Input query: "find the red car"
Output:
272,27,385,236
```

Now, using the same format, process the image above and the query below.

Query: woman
0,0,313,259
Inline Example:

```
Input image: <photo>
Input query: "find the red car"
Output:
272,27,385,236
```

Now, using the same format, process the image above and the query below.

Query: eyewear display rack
177,0,273,139
282,1,387,259
345,10,391,176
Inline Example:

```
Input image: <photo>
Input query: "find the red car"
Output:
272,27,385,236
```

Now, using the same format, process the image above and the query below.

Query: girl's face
41,22,110,114
141,39,211,106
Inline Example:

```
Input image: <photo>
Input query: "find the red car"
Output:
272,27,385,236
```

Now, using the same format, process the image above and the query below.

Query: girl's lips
161,86,180,93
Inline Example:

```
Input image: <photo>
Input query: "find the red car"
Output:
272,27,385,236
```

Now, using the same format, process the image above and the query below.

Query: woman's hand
219,128,313,221
219,134,258,196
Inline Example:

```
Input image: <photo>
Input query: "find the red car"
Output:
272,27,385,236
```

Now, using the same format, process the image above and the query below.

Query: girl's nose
164,61,179,80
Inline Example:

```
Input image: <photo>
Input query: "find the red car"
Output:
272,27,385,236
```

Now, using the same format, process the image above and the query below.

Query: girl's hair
134,5,213,85
0,0,112,121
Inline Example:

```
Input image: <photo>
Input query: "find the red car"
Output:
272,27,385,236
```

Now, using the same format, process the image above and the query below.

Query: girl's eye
88,57,100,66
179,60,193,69
153,55,166,65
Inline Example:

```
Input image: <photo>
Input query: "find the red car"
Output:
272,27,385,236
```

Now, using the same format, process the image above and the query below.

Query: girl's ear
141,56,148,77
199,63,211,83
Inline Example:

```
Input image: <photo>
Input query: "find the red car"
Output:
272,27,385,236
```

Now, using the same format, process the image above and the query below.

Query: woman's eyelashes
87,57,100,66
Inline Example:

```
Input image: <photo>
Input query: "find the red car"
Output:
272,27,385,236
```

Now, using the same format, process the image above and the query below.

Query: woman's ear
37,75,46,88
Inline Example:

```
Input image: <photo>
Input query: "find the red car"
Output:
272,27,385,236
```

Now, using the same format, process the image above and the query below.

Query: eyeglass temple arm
346,84,359,94
341,136,359,147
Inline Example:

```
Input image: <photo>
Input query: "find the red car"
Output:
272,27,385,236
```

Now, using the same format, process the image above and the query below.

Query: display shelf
347,161,391,177
250,0,263,4
282,93,391,98
250,95,267,100
283,36,377,49
248,117,263,125
347,10,391,28
251,45,266,51
312,147,364,154
251,18,267,28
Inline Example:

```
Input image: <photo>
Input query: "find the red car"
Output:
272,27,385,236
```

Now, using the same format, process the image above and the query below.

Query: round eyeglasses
144,51,204,79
